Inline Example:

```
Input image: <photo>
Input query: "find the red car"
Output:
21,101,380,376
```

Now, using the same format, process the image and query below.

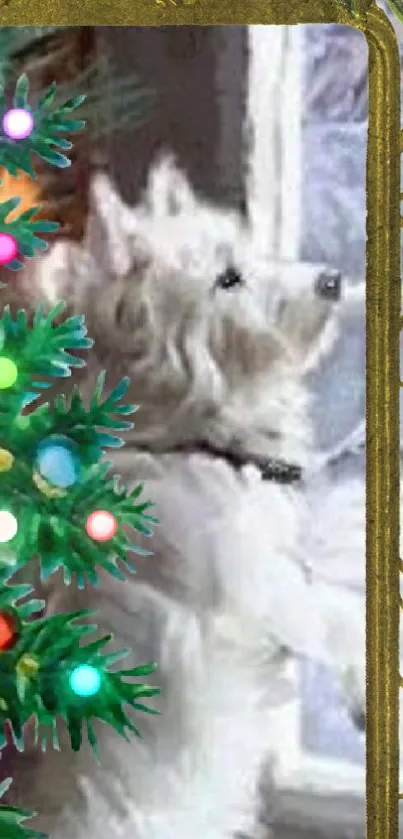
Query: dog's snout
314,269,342,302
215,265,245,291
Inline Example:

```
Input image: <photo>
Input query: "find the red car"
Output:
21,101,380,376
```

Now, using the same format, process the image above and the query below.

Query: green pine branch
0,75,86,271
0,202,58,271
0,75,86,175
0,459,157,585
0,573,44,621
3,372,136,469
0,303,93,418
0,576,159,754
0,780,45,839
0,305,157,584
13,370,139,460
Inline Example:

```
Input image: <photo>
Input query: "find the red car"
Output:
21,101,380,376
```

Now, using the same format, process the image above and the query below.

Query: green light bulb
0,357,17,389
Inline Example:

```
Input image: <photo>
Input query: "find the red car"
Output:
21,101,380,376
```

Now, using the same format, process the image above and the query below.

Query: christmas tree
0,73,159,839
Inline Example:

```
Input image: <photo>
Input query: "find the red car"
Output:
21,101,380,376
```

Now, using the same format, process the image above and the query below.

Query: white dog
22,157,367,839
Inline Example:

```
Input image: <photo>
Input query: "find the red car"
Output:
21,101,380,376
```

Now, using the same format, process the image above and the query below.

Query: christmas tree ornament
0,233,18,265
32,470,68,499
35,436,81,489
69,664,102,697
0,510,18,543
0,356,18,388
16,653,39,701
0,610,19,651
0,448,14,472
16,654,39,680
15,653,39,702
2,108,34,140
86,510,118,542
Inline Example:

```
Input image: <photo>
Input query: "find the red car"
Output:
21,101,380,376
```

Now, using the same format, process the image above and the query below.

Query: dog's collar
195,443,303,484
136,441,303,485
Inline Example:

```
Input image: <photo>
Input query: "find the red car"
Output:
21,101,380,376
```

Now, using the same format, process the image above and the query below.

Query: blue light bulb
36,436,80,489
69,665,101,697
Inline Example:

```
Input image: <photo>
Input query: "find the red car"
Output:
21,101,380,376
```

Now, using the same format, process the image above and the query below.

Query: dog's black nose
215,266,244,291
315,268,342,302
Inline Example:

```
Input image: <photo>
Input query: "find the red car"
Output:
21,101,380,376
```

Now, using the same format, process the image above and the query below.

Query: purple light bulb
2,108,34,141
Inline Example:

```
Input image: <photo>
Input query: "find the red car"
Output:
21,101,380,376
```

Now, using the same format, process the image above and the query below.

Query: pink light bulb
2,108,34,141
85,510,118,542
0,234,18,265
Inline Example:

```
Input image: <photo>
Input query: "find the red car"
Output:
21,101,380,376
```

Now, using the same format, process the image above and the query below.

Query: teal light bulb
69,665,101,697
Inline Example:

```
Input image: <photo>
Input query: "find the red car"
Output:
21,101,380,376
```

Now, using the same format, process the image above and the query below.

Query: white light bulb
0,511,18,543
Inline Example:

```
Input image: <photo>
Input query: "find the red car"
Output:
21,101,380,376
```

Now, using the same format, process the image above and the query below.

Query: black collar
197,443,303,484
136,441,303,485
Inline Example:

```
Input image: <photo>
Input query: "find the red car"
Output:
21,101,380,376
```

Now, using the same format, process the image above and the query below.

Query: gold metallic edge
0,1,400,838
357,9,401,839
0,0,375,27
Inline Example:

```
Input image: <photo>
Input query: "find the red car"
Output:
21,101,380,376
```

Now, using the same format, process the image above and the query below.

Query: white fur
28,157,367,839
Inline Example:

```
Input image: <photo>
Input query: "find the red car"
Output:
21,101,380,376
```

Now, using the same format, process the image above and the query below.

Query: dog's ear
33,174,146,313
85,172,140,278
145,153,196,218
33,239,88,306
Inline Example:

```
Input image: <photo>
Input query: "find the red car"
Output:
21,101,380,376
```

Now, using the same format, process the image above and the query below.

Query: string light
0,233,18,266
0,611,18,651
69,665,101,697
32,471,68,498
36,436,80,489
16,653,39,679
0,511,17,543
0,449,14,472
2,108,34,141
85,510,118,542
0,357,17,389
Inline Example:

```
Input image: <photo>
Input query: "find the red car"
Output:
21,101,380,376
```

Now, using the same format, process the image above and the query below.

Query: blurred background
0,13,402,839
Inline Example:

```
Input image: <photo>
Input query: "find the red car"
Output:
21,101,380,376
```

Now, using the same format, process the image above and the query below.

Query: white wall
246,25,303,260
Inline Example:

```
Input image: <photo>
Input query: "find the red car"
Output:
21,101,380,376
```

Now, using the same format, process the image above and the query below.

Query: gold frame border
361,10,401,839
0,3,400,839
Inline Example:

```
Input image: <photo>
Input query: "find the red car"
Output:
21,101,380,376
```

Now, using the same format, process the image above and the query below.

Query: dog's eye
215,266,244,291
